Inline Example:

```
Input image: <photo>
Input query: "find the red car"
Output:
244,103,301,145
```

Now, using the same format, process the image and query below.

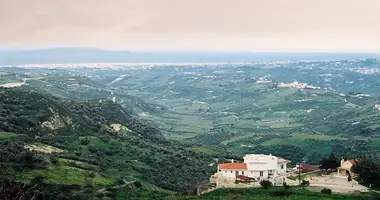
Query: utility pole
298,162,301,185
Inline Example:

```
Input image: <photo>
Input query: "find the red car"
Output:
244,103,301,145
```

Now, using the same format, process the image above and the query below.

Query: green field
16,164,115,185
0,132,23,140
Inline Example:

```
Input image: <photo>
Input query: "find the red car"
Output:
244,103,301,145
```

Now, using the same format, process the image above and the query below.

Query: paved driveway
307,175,367,193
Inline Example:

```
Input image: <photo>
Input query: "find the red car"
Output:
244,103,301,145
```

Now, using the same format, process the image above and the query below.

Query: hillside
0,87,215,199
0,87,163,141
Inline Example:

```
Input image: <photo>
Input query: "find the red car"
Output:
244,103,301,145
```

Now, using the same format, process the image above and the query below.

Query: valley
1,58,380,199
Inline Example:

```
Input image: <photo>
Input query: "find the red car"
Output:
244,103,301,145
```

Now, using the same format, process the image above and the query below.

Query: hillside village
199,153,369,195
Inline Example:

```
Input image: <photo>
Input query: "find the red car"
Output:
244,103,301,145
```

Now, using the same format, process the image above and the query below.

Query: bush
100,136,110,143
80,137,90,146
260,180,273,189
321,188,332,194
87,172,96,178
50,156,59,165
88,144,97,153
283,182,290,189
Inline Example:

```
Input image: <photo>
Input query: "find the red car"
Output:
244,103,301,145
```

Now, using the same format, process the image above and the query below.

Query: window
242,171,244,175
231,171,233,173
260,171,263,176
281,164,284,169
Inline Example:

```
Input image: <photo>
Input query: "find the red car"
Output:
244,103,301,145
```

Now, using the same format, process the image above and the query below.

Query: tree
319,153,340,172
352,157,380,188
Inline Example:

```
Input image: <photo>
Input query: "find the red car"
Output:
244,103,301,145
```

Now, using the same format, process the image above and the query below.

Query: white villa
211,154,291,187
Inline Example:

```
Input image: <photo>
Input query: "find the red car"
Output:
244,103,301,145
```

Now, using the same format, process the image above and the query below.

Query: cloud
0,0,379,51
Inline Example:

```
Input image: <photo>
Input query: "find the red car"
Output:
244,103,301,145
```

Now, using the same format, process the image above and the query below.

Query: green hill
0,87,215,199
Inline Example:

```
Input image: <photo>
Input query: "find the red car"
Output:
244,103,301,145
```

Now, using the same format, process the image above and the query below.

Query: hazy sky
1,0,379,52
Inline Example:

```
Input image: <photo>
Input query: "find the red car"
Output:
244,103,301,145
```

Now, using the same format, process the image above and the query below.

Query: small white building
338,158,359,176
211,154,291,187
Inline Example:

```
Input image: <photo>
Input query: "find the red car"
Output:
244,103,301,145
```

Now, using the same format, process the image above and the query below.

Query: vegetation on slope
0,87,215,199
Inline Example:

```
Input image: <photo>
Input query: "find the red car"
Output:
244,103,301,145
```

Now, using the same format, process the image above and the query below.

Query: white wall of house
219,169,239,179
340,160,353,170
277,162,287,175
218,169,270,179
244,154,279,171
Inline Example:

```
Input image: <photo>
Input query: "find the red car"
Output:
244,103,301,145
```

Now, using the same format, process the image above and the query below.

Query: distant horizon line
2,59,379,67
0,47,380,54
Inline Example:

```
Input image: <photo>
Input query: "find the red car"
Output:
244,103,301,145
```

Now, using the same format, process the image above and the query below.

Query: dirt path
97,180,136,193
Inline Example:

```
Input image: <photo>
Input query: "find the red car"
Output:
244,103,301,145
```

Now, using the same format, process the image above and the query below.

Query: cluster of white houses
210,154,291,187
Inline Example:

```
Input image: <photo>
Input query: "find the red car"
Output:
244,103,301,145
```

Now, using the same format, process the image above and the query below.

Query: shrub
50,156,59,165
283,182,290,189
88,144,97,153
87,172,96,178
80,137,90,146
321,188,332,194
260,180,273,189
100,136,110,143
75,151,82,157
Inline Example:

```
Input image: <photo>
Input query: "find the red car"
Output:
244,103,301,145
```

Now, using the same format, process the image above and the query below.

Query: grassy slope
0,132,23,140
0,87,216,198
169,187,373,200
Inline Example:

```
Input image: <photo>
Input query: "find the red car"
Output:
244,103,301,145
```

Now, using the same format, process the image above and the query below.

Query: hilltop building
210,154,291,187
338,158,360,176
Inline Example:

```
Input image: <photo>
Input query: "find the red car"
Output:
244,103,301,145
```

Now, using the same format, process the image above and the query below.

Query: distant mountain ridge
0,47,378,64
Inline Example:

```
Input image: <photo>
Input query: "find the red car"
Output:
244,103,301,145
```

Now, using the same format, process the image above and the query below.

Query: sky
0,0,379,52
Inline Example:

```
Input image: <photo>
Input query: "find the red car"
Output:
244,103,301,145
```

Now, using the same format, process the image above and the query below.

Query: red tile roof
218,163,247,170
296,165,318,171
348,159,360,166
